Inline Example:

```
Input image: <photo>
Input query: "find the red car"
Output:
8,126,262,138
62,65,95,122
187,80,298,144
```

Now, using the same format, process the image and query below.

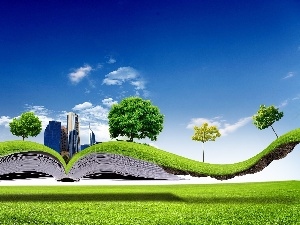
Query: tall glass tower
89,124,96,146
44,121,61,153
67,112,80,158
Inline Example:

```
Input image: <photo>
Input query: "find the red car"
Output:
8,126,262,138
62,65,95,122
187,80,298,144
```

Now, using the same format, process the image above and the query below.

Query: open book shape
0,128,299,182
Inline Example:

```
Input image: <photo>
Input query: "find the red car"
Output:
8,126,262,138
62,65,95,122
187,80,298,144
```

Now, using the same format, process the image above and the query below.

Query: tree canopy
192,122,221,162
108,96,164,142
9,111,42,141
252,104,284,138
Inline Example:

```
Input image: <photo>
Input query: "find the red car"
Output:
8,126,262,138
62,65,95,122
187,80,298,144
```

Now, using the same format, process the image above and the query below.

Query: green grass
0,140,66,168
67,128,300,176
0,128,300,178
0,181,299,224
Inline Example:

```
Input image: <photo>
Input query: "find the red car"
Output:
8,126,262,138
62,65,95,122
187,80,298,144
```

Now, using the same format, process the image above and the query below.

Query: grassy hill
0,128,300,179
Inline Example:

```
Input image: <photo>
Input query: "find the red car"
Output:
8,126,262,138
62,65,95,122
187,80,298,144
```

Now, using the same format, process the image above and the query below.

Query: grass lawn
0,181,299,224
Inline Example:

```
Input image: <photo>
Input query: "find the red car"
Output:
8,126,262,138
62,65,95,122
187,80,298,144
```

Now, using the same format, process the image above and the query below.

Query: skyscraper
67,112,80,158
60,126,68,152
89,124,96,146
44,121,61,153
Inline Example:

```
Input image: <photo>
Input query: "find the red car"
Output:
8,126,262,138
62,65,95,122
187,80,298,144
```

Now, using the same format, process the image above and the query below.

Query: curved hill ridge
0,128,299,180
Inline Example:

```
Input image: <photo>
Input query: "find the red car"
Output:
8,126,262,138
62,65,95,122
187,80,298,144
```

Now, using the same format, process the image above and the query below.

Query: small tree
192,122,221,162
108,96,164,142
9,111,42,141
252,104,284,138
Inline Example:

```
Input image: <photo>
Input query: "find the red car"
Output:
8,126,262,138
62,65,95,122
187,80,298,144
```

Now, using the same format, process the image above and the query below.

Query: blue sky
1,0,300,182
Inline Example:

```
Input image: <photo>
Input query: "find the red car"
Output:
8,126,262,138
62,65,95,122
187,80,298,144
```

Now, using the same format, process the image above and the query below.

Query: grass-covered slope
0,128,300,179
0,140,67,168
67,128,300,179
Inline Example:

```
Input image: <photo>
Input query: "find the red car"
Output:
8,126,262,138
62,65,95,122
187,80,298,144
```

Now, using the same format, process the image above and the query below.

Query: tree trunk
22,136,25,141
129,135,133,142
202,142,205,162
270,125,278,138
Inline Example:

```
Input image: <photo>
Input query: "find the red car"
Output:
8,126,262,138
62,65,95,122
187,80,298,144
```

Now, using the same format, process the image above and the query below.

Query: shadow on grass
0,193,183,202
186,196,299,204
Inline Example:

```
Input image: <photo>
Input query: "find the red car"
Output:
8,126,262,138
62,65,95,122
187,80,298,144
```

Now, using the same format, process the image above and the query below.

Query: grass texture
0,128,300,178
0,181,299,224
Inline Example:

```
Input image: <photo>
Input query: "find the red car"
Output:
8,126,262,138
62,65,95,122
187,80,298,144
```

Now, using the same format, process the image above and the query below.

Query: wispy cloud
72,102,109,122
282,72,295,80
102,67,148,96
0,116,11,128
187,116,252,136
277,94,300,108
102,98,117,107
72,102,93,111
278,99,289,108
103,67,138,85
131,80,145,90
69,64,92,84
107,56,116,64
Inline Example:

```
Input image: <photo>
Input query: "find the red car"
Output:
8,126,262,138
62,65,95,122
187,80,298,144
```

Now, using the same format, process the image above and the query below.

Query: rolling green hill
0,128,299,179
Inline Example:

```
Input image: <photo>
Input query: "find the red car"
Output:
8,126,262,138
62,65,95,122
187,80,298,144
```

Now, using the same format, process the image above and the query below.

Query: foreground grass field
0,181,299,224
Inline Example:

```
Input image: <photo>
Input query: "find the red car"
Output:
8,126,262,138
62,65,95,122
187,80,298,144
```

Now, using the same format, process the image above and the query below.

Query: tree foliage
108,96,164,142
192,122,221,162
252,104,284,138
9,112,42,141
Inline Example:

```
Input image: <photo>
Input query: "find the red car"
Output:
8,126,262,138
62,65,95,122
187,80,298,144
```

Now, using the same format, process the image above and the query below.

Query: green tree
192,122,221,162
9,112,42,141
108,96,164,142
252,104,284,138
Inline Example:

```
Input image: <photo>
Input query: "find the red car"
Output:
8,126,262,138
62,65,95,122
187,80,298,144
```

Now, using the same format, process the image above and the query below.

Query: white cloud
278,99,289,108
103,79,123,85
186,117,222,129
107,57,116,64
103,67,138,85
219,117,252,136
0,116,11,128
102,98,117,107
102,66,149,97
73,103,109,122
131,80,145,90
72,102,93,111
187,116,252,136
282,72,295,80
69,65,92,84
277,94,300,108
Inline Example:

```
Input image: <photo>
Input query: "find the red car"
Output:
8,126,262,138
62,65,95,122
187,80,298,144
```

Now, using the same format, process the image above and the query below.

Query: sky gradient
1,0,300,182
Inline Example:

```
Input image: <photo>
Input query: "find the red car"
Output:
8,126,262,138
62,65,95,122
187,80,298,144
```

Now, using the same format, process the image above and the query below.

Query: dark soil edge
161,142,300,180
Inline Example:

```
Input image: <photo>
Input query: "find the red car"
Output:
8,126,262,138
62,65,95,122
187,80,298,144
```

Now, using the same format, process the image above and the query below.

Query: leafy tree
252,104,284,138
192,122,221,162
108,96,164,142
9,112,42,141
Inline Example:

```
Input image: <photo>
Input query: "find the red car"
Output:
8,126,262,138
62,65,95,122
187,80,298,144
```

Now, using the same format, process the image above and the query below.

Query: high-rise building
89,124,96,146
44,121,61,153
60,126,68,152
67,112,80,158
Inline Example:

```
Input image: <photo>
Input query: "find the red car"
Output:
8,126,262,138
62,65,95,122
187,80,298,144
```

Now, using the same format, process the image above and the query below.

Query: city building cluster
44,112,96,159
